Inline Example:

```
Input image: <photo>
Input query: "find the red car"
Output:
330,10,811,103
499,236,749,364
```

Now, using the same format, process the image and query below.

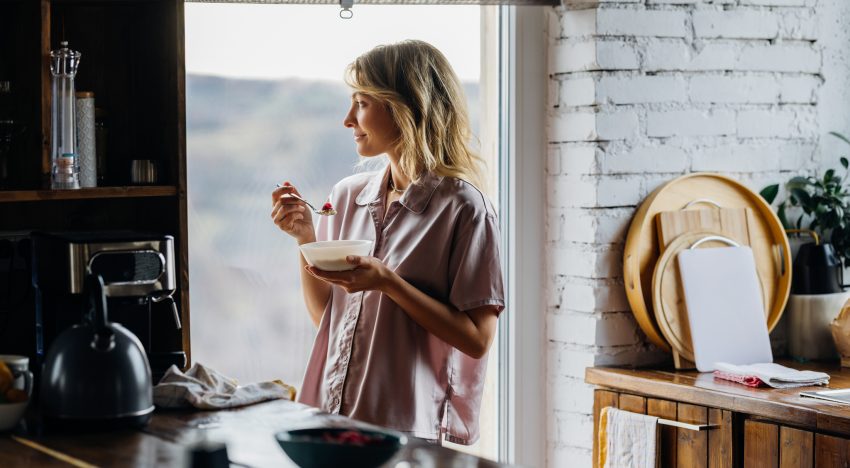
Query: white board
677,246,773,372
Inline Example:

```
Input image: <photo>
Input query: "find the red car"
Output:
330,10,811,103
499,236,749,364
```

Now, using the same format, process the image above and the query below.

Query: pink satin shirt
297,167,505,444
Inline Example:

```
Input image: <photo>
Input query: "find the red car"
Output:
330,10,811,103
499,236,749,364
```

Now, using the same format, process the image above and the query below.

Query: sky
185,4,481,81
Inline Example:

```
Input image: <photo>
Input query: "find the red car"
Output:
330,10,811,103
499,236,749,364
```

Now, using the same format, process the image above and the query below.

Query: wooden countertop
586,361,850,437
1,400,507,467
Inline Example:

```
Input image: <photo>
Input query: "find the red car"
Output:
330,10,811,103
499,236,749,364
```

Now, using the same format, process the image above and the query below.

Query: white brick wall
545,0,843,466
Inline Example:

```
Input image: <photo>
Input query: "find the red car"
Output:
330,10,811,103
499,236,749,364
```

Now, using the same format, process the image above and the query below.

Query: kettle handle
85,273,115,351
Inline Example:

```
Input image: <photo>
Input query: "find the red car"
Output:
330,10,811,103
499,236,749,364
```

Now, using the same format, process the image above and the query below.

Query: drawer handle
658,418,718,431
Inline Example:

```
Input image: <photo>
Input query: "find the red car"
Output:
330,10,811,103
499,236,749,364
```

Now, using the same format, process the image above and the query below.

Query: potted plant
762,132,850,266
761,132,850,361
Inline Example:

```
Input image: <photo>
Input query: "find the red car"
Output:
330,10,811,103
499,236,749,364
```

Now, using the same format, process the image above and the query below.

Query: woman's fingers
272,200,305,220
272,182,303,205
287,213,304,230
272,184,290,204
271,202,306,232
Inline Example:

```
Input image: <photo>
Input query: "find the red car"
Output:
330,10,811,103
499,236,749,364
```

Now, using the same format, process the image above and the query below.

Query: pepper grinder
49,41,81,190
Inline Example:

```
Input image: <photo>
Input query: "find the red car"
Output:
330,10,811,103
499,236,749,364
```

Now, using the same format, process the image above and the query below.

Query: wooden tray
623,173,791,352
652,231,770,368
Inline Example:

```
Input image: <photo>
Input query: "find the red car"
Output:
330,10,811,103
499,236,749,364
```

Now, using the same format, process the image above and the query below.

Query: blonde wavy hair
345,40,484,188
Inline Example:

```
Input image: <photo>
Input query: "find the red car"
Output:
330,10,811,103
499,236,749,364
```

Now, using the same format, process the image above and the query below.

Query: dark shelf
0,185,177,202
0,0,190,366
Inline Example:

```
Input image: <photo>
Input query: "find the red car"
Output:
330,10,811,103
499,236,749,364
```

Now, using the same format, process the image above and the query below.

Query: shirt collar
355,166,444,214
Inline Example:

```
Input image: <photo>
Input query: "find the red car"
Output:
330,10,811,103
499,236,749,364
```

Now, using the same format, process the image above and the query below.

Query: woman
270,40,503,445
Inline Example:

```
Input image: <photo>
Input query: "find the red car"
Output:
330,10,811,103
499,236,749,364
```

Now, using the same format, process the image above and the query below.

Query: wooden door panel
648,398,677,468
815,433,850,468
708,408,733,468
619,393,647,414
744,420,779,468
779,426,813,468
678,403,708,468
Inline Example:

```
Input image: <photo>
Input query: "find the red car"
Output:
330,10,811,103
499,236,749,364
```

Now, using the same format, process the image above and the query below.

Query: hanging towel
153,363,296,410
713,362,830,389
598,407,659,468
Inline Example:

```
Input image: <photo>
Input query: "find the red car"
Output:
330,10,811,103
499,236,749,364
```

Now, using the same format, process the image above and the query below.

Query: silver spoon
275,184,337,216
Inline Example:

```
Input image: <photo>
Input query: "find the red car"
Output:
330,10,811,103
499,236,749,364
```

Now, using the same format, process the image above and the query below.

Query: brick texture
545,1,831,466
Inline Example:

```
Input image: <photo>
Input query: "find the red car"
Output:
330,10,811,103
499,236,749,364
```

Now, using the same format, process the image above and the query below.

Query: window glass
185,4,499,460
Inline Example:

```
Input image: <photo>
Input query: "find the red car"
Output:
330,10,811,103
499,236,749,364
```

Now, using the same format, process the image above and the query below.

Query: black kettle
792,241,845,294
40,273,154,428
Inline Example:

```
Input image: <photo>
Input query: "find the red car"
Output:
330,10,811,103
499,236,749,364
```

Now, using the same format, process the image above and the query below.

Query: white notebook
677,246,773,372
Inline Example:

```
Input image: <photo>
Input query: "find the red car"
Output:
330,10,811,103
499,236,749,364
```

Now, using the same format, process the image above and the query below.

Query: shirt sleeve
447,206,506,314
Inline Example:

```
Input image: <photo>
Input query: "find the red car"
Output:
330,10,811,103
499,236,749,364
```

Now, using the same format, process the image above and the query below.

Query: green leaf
830,131,850,147
842,157,849,169
778,204,790,229
797,214,804,229
790,187,812,208
787,176,812,188
826,169,836,182
760,184,780,204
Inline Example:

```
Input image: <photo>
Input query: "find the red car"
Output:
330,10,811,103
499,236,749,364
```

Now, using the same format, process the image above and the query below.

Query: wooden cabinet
589,365,850,468
593,390,734,467
0,1,190,364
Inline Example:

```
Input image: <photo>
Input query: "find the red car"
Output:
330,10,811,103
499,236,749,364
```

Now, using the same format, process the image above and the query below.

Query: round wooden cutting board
623,173,791,352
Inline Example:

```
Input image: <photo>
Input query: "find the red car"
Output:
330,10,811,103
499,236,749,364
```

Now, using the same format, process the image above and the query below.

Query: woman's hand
271,182,316,244
305,256,394,294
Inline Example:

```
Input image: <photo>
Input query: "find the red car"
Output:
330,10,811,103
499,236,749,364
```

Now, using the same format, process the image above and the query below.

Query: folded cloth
153,363,296,410
598,407,659,468
713,362,830,389
713,370,765,387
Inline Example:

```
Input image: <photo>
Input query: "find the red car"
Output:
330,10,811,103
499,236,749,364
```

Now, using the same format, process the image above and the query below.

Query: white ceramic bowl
299,240,373,272
0,401,27,431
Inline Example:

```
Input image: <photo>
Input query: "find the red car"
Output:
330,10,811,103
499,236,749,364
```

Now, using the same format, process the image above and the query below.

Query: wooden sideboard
586,362,850,468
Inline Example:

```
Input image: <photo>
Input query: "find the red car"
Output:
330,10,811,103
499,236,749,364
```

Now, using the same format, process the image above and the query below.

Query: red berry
322,202,333,211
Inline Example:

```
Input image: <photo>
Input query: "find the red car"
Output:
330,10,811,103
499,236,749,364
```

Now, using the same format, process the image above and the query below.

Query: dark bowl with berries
274,427,406,468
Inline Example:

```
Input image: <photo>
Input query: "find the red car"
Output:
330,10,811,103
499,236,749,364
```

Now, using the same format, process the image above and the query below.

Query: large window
185,4,501,460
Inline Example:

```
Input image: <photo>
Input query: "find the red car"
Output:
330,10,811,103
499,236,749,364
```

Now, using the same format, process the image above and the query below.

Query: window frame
497,5,547,467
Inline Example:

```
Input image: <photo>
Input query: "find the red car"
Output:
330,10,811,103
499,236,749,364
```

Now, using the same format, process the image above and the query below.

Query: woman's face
343,93,399,158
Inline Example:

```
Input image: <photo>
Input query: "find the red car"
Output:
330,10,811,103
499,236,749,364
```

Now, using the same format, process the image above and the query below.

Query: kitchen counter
1,400,507,467
586,360,850,436
586,360,850,467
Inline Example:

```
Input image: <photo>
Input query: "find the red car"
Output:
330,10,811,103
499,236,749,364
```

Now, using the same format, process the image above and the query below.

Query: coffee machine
30,231,185,381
